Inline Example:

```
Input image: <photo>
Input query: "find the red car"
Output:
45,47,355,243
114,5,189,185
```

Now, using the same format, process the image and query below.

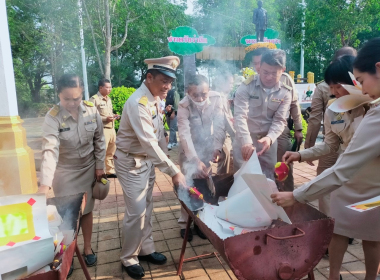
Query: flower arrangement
241,67,256,79
245,42,277,53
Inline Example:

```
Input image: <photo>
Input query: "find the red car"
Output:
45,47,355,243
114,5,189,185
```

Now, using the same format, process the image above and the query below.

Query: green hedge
290,114,308,140
109,86,136,130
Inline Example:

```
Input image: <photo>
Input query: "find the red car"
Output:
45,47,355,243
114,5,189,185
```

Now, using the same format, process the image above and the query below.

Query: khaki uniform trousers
233,134,278,181
316,150,339,216
104,128,116,174
276,127,294,191
114,149,156,266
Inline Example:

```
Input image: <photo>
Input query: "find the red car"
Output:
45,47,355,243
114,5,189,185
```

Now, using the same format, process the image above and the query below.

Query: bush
290,114,309,147
109,86,136,130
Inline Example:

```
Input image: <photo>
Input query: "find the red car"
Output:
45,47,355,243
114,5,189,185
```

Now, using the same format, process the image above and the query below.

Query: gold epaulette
138,96,148,107
49,105,60,117
316,80,324,86
83,100,94,107
91,94,98,99
327,98,336,107
282,83,292,91
243,75,255,85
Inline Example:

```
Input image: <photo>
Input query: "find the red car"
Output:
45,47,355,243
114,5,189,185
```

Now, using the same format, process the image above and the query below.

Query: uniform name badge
250,96,259,99
331,120,345,124
271,98,283,103
59,127,70,132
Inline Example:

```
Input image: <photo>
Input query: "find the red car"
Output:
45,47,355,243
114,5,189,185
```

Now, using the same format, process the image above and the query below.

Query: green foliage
109,86,136,130
168,26,216,55
290,114,308,140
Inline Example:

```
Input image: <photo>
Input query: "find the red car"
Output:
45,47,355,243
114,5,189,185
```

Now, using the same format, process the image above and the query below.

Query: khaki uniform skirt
52,153,95,215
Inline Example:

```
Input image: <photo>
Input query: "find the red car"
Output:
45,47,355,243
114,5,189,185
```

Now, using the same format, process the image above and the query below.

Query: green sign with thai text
167,26,216,56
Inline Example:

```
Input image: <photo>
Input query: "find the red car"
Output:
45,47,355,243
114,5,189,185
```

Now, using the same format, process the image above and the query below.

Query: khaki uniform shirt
304,81,333,148
116,83,179,177
40,102,105,186
280,73,303,130
177,92,225,162
90,91,114,129
209,91,235,139
234,74,292,145
300,105,365,161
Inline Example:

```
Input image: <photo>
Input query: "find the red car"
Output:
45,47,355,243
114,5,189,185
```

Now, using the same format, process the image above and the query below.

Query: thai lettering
167,35,208,44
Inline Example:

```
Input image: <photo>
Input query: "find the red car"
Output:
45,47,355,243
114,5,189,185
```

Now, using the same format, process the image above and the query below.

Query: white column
0,0,19,116
300,0,306,78
78,0,89,100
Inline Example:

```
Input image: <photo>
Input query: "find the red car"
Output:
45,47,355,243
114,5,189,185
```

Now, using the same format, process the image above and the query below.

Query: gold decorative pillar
288,71,295,81
297,74,302,84
307,72,315,84
0,0,37,195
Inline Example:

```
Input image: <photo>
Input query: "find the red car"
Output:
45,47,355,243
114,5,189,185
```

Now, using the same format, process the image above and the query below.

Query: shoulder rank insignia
243,75,255,85
49,105,60,117
315,80,325,86
139,96,148,107
282,83,292,91
83,100,94,107
327,98,336,107
91,94,98,99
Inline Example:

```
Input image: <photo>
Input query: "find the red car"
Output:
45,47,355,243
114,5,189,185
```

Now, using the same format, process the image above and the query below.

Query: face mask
190,97,208,108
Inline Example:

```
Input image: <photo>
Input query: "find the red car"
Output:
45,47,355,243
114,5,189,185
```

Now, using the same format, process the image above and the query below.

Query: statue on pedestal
253,0,267,42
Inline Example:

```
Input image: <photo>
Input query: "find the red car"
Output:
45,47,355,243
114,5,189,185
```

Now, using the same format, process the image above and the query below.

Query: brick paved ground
25,117,374,280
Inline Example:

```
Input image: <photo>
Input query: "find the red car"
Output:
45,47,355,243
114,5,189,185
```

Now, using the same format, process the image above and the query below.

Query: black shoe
138,252,167,265
107,173,117,178
194,224,207,240
180,228,193,242
348,238,354,245
67,259,74,278
83,249,97,267
123,264,145,279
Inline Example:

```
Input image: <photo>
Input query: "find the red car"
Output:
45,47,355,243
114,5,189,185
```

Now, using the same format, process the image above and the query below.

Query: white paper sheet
346,195,380,212
242,173,291,224
228,151,262,198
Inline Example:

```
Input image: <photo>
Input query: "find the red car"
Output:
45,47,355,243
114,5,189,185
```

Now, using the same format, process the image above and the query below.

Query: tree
82,0,190,88
82,0,141,80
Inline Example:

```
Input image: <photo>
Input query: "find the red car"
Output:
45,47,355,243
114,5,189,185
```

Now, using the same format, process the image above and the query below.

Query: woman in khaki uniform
283,56,364,217
38,74,106,267
272,39,380,280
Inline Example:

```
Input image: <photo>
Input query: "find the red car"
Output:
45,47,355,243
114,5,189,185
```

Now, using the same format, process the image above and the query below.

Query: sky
185,0,195,14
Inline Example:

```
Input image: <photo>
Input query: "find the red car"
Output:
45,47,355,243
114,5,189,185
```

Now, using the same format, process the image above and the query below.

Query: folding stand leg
75,241,92,280
177,216,192,275
307,271,315,280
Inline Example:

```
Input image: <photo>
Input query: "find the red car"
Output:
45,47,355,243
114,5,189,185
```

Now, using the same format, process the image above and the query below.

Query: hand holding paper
241,143,255,161
271,192,296,207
